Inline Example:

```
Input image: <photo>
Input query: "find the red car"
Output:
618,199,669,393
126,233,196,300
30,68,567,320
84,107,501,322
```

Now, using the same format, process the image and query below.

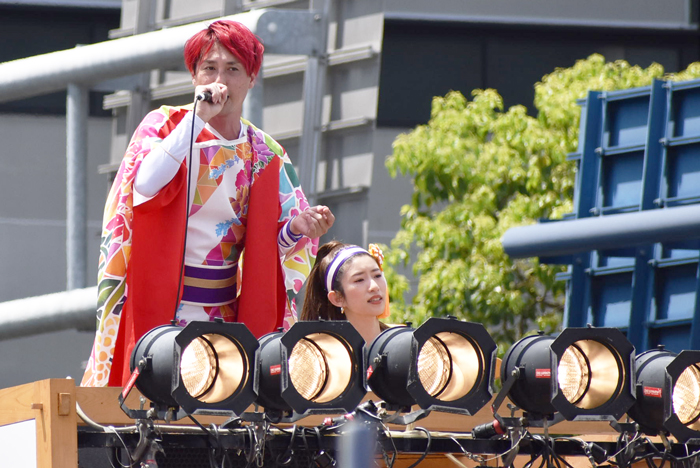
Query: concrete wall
0,114,112,387
384,0,695,28
0,115,110,300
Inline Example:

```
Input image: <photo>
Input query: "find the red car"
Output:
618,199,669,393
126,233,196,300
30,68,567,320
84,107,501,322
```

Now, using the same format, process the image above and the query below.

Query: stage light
365,317,497,416
501,327,635,422
256,320,366,419
126,321,259,418
550,327,635,421
500,333,557,417
628,348,700,442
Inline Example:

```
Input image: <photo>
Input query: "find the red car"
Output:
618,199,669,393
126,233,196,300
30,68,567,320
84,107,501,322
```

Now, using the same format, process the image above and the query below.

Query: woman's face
335,255,387,318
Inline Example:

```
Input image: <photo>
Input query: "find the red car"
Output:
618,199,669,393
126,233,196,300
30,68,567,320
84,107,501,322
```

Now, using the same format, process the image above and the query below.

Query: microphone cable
171,97,202,323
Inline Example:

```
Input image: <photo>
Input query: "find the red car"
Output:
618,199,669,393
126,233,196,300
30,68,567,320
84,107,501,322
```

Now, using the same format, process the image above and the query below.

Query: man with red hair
82,20,334,387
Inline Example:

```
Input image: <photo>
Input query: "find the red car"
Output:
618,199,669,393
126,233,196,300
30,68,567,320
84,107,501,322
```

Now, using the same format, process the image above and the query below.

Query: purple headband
325,246,368,292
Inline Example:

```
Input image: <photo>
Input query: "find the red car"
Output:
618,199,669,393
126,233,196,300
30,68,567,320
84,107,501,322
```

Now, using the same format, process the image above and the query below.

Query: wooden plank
0,379,78,468
75,386,231,426
0,380,40,427
75,385,618,437
36,379,78,468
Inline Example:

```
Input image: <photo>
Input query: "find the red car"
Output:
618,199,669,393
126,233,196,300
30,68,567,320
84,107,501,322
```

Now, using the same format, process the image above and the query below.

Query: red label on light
535,369,551,378
270,364,281,375
643,386,663,398
367,365,374,380
122,368,140,399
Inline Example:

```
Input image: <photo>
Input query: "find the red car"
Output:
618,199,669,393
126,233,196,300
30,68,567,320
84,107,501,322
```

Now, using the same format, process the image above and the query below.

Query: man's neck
208,113,242,140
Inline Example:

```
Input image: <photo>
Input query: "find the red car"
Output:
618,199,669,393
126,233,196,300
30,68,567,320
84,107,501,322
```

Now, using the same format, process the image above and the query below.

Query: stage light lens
180,333,246,404
289,332,353,404
417,332,481,401
558,339,622,410
290,338,327,401
673,364,700,426
418,336,450,397
181,336,217,399
558,345,589,405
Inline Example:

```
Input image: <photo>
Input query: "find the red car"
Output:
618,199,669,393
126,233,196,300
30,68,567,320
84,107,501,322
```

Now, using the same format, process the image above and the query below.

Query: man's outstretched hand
290,206,335,239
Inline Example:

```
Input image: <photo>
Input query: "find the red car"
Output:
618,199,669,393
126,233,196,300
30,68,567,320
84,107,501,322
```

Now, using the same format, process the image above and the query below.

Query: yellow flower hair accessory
368,243,384,271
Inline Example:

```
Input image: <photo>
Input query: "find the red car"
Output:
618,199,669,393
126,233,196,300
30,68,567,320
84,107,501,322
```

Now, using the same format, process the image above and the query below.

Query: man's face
192,41,255,117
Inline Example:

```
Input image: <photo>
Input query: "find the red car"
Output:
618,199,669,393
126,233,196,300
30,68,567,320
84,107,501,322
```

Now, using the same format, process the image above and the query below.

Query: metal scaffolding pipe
501,204,700,259
66,83,88,290
0,287,97,341
0,8,322,104
243,66,263,128
298,1,329,203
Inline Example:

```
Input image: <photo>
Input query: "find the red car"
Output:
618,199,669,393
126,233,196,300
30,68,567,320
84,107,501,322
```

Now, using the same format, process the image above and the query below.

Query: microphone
196,91,212,103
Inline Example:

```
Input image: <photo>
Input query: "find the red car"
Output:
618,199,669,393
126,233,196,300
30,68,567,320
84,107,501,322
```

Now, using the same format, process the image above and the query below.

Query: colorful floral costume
81,105,316,387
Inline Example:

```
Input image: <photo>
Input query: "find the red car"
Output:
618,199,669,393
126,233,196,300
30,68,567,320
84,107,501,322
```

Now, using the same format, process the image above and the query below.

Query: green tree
383,53,700,350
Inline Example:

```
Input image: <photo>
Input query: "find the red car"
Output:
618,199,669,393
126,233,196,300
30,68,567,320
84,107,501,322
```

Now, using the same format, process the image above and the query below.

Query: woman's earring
340,307,345,315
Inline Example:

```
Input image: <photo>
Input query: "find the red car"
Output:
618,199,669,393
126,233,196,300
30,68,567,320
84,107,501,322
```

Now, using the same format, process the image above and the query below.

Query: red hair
184,20,264,77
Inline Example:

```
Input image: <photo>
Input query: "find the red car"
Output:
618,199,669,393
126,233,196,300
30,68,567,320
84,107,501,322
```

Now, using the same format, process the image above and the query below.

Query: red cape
109,155,286,386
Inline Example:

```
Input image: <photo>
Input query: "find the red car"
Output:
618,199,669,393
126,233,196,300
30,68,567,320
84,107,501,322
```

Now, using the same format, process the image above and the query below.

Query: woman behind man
301,241,390,344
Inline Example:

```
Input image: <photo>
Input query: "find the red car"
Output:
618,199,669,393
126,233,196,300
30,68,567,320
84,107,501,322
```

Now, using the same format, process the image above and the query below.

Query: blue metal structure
503,78,700,353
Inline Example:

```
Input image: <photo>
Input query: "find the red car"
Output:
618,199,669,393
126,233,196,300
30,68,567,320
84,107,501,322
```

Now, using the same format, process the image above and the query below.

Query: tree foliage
383,53,700,350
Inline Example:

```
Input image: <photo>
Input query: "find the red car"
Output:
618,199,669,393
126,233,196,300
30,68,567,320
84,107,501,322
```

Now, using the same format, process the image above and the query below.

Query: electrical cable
298,426,311,467
652,452,668,468
609,435,676,468
547,437,575,468
312,425,336,467
666,439,700,462
108,432,135,468
552,436,607,468
243,424,256,468
535,435,550,468
378,421,398,468
405,427,431,468
550,444,575,468
608,431,643,468
76,400,137,467
447,436,486,465
456,426,527,467
76,400,138,433
275,424,296,466
519,432,548,468
186,413,213,438
107,445,133,468
207,423,220,468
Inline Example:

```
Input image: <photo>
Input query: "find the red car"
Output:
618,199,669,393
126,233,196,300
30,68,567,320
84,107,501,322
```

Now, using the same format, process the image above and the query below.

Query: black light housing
628,348,700,442
256,320,366,419
500,333,557,417
126,321,259,418
501,327,635,422
366,317,497,415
